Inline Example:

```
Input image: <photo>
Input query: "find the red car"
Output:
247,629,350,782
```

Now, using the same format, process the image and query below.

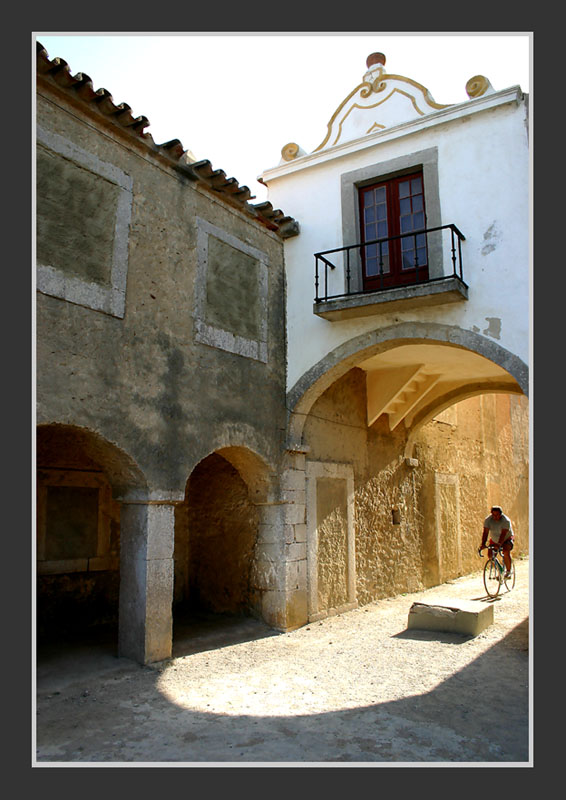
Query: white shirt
484,513,514,542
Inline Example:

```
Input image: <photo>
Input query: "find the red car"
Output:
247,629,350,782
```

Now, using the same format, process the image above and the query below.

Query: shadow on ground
36,611,278,692
35,612,529,763
172,610,280,658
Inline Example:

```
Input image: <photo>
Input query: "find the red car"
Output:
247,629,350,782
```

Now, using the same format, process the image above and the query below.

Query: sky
35,33,531,203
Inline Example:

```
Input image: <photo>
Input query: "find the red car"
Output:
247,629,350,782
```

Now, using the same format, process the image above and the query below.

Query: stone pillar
281,446,309,630
253,501,287,629
280,449,309,629
251,447,309,632
118,499,177,664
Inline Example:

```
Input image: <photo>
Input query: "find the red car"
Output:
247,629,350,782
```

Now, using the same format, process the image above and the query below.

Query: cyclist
480,506,514,578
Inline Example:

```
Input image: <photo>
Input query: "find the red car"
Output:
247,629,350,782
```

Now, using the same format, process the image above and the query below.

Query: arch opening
172,448,270,650
292,334,529,617
36,424,147,654
286,323,528,449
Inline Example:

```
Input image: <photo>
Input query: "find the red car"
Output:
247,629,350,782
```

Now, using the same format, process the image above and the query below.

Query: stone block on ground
407,597,493,636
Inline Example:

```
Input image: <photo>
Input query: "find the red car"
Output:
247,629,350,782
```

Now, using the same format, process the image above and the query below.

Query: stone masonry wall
36,80,290,648
302,368,529,613
36,91,288,497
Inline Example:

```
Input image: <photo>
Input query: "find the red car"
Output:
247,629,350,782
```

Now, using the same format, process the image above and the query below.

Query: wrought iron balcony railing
314,223,467,304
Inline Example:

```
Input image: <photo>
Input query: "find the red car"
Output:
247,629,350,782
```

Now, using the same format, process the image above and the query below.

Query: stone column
280,448,309,629
281,447,308,630
118,498,178,664
251,447,309,632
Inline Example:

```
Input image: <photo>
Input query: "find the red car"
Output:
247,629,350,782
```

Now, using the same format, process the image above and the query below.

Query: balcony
313,224,468,321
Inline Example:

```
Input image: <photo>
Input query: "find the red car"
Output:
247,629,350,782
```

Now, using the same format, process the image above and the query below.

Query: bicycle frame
479,545,515,597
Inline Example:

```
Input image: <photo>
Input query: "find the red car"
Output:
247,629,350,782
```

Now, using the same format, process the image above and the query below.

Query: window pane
374,254,390,274
412,195,423,212
366,257,378,276
417,247,427,265
400,215,412,232
364,206,376,223
411,177,423,194
376,202,387,220
363,189,374,207
402,252,415,269
365,243,377,258
400,197,412,214
375,186,386,202
413,211,425,229
365,223,377,241
416,233,426,247
377,221,388,238
398,180,410,198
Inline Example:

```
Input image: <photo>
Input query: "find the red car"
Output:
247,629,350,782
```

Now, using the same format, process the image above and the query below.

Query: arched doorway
172,447,270,650
285,329,529,620
36,424,147,657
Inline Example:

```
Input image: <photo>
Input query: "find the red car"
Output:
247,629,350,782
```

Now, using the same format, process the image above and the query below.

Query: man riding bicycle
480,506,514,578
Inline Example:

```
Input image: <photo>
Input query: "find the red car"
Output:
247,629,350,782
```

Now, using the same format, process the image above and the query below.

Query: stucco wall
264,93,529,392
302,368,528,609
36,91,288,498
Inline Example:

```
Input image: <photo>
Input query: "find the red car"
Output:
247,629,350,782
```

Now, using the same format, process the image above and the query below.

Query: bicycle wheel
483,558,501,597
504,562,516,591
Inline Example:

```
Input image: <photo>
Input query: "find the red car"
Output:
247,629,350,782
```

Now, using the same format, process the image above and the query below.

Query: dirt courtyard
35,557,530,765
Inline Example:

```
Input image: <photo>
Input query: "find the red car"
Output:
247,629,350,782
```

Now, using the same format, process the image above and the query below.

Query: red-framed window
358,171,428,290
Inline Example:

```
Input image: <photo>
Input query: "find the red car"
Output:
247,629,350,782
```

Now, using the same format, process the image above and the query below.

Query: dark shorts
489,538,514,551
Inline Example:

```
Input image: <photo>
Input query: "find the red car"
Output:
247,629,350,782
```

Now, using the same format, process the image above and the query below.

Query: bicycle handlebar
478,545,504,557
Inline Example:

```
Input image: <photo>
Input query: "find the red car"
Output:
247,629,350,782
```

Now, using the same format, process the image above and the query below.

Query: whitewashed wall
261,88,529,393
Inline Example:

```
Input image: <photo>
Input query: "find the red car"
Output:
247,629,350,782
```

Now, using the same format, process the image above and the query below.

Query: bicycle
478,544,516,598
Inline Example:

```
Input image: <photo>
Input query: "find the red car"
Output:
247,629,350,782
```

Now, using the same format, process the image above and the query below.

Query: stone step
407,597,494,636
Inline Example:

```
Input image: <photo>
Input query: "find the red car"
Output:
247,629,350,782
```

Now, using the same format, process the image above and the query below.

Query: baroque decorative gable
279,52,495,161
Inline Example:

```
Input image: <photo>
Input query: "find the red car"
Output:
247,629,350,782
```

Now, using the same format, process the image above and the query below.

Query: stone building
35,43,529,665
36,40,299,664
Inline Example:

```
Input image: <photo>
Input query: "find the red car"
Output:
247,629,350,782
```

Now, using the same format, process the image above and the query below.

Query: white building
261,51,529,448
259,52,529,625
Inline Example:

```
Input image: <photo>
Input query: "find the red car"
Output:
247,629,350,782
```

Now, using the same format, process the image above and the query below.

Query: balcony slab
313,276,468,321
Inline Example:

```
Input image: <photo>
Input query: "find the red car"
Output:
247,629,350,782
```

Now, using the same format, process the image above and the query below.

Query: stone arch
283,325,529,613
403,382,524,459
286,322,528,448
37,423,148,497
173,445,275,627
214,446,273,505
36,423,148,645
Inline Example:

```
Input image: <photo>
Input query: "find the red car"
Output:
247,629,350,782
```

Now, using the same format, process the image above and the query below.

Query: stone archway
36,423,148,650
286,322,528,449
280,325,529,618
173,446,275,640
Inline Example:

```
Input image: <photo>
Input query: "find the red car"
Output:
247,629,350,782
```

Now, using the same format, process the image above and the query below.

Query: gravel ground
35,557,530,765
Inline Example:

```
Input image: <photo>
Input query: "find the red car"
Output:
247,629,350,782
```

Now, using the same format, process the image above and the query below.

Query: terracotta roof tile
36,41,299,239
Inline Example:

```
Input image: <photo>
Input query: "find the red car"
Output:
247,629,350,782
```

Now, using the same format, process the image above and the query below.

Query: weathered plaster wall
36,92,287,498
36,85,289,655
302,368,528,611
